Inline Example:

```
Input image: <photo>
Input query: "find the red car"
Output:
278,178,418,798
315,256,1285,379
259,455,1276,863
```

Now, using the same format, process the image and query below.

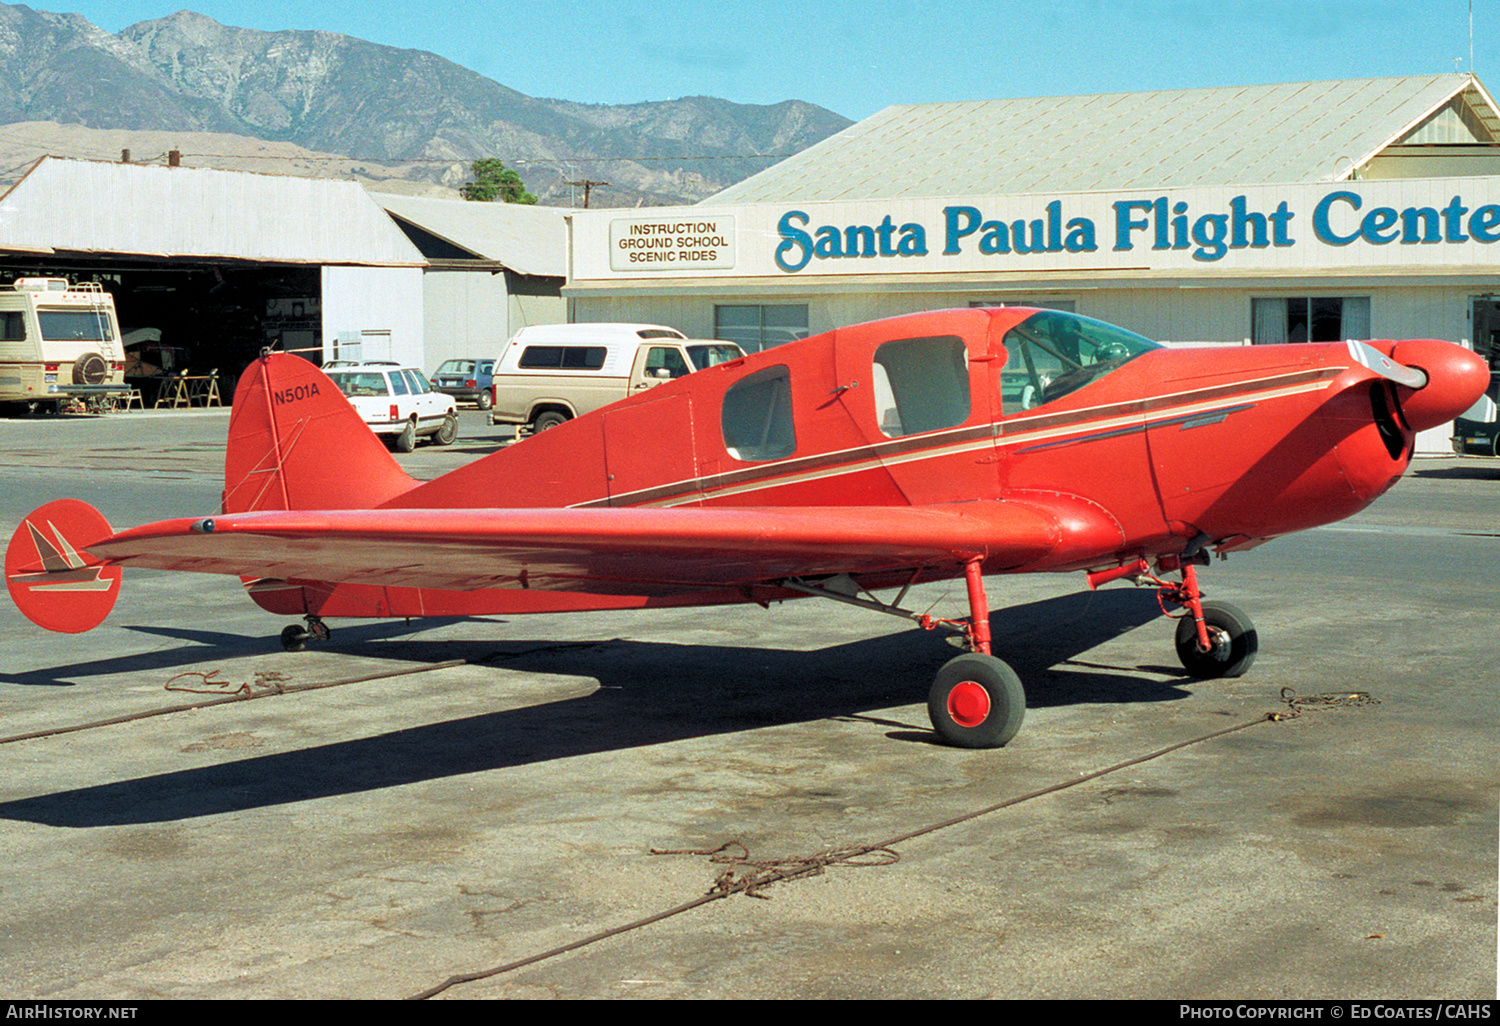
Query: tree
460,159,537,204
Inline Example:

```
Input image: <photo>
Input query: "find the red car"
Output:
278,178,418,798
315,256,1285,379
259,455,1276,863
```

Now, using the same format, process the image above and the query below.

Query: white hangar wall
418,269,567,370
321,266,427,367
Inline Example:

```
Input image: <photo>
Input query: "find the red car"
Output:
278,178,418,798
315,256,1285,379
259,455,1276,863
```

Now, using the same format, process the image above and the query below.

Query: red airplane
5,308,1488,748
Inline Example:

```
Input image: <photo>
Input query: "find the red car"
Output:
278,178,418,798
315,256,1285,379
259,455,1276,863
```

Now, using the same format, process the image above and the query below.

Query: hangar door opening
107,265,320,406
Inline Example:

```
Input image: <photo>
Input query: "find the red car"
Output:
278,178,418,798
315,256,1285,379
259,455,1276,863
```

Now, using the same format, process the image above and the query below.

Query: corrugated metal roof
709,75,1498,204
0,157,425,265
375,194,569,278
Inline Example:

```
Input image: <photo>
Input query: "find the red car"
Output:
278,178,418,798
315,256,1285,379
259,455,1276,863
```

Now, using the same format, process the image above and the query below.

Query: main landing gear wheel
280,616,331,652
928,653,1026,749
1174,600,1258,679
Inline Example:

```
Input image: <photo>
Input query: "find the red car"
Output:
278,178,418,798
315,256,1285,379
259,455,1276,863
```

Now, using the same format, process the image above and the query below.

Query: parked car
431,357,496,409
323,360,458,452
488,323,745,435
1452,375,1498,455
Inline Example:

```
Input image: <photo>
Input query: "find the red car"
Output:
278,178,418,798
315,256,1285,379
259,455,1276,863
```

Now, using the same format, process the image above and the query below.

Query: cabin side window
871,336,970,438
722,365,795,461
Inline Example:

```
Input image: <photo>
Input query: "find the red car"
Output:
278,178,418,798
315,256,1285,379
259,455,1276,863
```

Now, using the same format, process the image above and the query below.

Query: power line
173,151,795,165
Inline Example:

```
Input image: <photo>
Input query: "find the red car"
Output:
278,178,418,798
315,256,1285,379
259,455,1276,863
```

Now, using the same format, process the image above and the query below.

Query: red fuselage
235,307,1485,619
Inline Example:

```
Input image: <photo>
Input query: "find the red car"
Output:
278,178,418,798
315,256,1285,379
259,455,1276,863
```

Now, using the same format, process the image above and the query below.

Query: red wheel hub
946,681,991,728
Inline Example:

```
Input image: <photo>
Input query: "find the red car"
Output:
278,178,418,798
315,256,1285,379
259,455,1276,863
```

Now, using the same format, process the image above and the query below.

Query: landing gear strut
1090,554,1258,679
926,558,1025,748
280,614,332,652
781,558,1025,749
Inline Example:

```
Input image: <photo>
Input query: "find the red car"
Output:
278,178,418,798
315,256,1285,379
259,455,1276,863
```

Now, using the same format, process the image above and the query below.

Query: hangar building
377,194,566,368
565,74,1500,449
0,157,428,399
0,158,569,403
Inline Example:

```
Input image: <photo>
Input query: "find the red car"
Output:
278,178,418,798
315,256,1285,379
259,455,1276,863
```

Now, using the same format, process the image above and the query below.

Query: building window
1251,297,1370,344
714,304,808,353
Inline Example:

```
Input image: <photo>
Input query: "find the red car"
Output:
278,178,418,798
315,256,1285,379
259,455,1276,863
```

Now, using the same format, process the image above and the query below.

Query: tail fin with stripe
223,353,415,513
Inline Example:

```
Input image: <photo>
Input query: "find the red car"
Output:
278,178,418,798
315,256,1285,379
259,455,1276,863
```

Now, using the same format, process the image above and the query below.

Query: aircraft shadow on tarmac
1412,462,1500,481
0,588,1192,828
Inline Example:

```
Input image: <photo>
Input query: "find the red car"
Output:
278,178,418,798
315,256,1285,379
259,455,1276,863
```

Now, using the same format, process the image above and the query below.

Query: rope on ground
410,689,1375,999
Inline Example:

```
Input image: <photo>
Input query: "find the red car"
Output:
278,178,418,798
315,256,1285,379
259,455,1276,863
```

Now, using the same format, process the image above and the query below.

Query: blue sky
52,1,1500,120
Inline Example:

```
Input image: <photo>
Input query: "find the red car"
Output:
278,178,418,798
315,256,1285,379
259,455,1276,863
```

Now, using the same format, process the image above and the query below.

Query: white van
489,323,744,434
0,279,129,412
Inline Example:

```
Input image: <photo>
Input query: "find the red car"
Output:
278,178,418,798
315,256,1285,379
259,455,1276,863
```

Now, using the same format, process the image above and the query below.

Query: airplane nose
1385,339,1491,433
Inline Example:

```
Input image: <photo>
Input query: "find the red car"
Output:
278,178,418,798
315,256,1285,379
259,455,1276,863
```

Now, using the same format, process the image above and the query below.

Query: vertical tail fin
223,354,415,513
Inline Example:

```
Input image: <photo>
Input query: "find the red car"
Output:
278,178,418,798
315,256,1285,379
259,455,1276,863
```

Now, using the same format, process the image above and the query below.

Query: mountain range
0,4,853,205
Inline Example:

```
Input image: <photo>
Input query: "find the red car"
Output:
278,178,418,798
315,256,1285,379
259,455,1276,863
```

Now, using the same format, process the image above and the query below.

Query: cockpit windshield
1000,310,1161,412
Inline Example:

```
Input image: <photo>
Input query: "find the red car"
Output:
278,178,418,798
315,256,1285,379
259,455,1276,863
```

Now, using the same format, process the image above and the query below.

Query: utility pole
564,179,609,208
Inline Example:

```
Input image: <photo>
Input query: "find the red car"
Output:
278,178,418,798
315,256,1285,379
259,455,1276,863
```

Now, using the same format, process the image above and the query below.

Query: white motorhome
489,323,744,435
0,279,128,412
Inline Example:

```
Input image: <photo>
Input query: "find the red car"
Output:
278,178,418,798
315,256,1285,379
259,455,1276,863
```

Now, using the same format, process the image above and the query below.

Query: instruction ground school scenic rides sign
574,178,1500,281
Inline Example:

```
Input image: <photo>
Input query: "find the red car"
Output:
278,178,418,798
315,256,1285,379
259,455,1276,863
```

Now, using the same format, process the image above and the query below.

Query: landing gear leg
927,558,1026,748
280,614,332,652
1161,561,1257,679
775,562,1026,748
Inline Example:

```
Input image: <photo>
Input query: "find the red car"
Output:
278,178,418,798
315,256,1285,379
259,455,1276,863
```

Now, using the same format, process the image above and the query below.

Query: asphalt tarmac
0,408,1495,1000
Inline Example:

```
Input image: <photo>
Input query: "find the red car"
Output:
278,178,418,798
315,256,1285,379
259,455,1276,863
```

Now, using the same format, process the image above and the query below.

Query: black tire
393,418,417,453
477,390,493,411
928,653,1026,749
280,625,308,652
1174,600,1258,679
433,412,458,446
532,410,568,433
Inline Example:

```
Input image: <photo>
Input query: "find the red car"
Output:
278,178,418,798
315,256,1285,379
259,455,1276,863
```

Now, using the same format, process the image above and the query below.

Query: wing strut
778,556,995,655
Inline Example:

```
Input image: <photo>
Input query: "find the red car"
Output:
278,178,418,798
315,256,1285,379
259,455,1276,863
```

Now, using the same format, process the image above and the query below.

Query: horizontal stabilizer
5,499,121,633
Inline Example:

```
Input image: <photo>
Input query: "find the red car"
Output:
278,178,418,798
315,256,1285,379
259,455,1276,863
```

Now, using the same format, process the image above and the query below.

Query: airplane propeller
1347,338,1490,433
1346,339,1428,390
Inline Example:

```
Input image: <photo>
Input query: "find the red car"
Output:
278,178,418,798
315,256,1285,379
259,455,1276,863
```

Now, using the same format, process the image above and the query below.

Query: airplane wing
72,501,1078,596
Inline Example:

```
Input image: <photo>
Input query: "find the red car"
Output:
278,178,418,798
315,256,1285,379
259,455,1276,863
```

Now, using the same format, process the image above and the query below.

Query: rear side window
0,311,24,341
327,372,388,396
518,345,608,370
722,365,795,461
871,336,970,437
38,309,114,342
390,371,410,396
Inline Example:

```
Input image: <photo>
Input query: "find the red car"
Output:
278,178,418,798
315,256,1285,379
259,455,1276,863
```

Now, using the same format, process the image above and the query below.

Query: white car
323,361,458,451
